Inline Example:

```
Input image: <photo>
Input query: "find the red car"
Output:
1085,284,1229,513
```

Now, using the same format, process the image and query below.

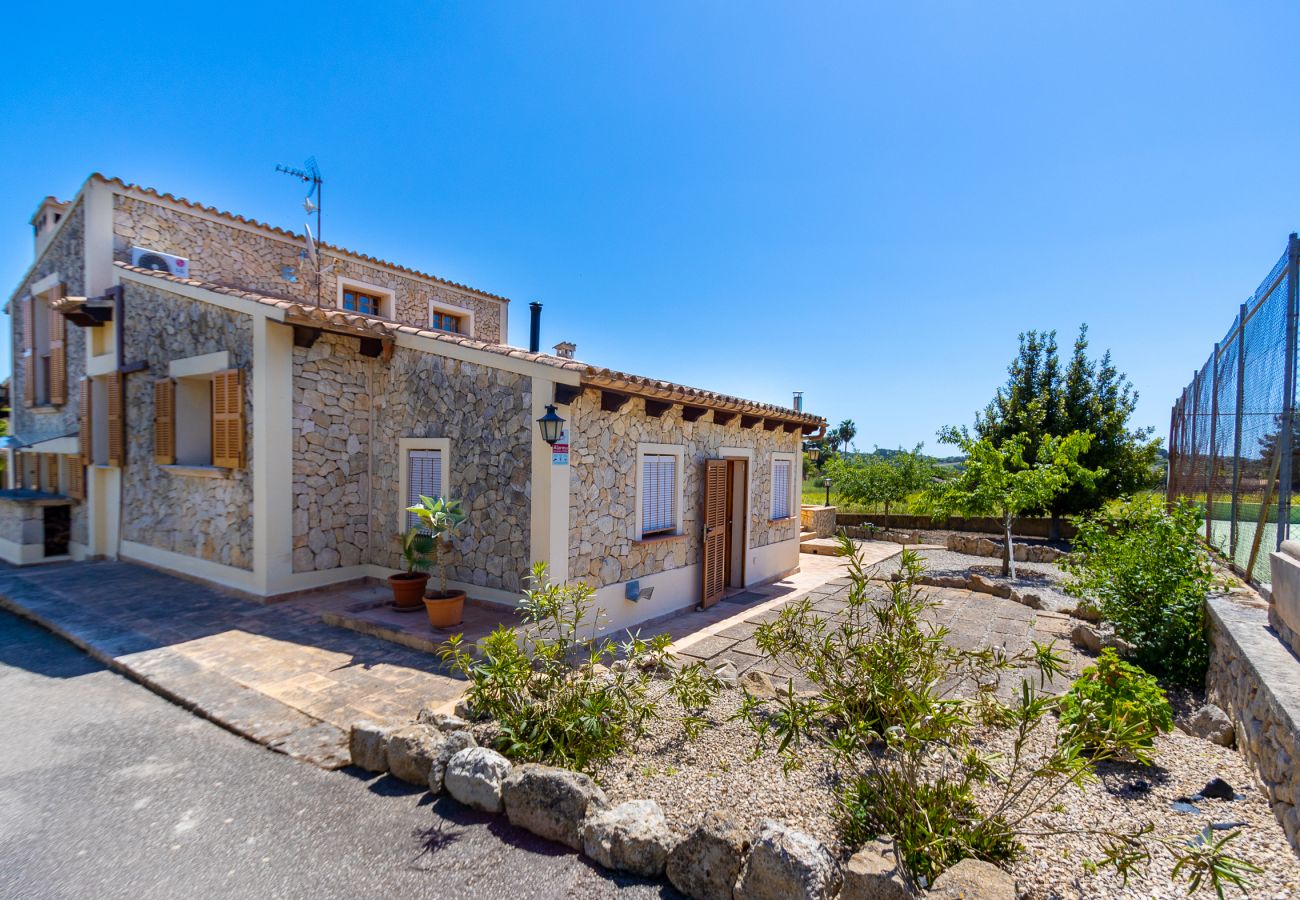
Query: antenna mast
276,157,324,304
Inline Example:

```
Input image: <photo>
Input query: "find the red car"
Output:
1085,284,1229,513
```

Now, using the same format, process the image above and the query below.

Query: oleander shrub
1062,498,1214,685
439,562,722,773
1059,649,1173,763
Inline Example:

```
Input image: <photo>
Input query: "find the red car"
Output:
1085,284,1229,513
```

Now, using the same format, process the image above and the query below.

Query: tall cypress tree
976,325,1160,533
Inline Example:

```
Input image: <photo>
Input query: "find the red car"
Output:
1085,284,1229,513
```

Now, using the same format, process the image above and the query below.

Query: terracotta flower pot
424,589,467,628
389,572,430,609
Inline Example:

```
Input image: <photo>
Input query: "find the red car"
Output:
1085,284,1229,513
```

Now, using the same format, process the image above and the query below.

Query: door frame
718,447,753,589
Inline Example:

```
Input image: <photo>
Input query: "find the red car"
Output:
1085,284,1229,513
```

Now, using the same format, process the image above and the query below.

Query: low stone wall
836,512,1076,539
799,505,836,538
1206,596,1300,850
945,533,1068,564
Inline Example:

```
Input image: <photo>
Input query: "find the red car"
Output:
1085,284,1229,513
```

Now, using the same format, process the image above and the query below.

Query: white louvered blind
407,449,443,530
772,458,792,520
641,454,677,536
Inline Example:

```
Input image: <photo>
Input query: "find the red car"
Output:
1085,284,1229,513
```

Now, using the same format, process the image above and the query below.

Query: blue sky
3,2,1298,450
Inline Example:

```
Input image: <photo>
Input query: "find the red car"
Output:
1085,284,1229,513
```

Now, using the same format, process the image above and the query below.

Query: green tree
835,419,858,454
918,429,1100,579
977,326,1160,534
827,445,934,515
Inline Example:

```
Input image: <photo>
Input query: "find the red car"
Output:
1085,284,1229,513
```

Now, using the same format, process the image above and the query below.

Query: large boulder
348,720,391,773
581,799,677,877
1070,622,1102,653
416,707,471,732
740,670,778,700
444,747,511,813
666,812,751,900
1180,704,1236,747
928,859,1016,899
428,730,478,793
385,724,445,785
841,838,914,899
502,764,608,850
733,820,842,900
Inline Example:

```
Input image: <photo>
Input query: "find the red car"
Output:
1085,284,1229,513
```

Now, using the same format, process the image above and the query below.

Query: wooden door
702,459,728,608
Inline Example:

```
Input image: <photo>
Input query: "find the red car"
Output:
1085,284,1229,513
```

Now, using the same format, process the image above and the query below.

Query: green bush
439,563,721,772
1059,649,1172,763
1062,498,1214,685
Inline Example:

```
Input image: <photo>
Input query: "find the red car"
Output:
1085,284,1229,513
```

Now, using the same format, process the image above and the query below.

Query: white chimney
31,196,71,260
554,341,577,360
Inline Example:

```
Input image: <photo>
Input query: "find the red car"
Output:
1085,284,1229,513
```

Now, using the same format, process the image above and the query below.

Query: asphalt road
0,609,674,900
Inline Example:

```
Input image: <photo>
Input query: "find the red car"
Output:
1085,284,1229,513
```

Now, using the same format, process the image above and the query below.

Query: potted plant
406,495,468,628
389,528,435,609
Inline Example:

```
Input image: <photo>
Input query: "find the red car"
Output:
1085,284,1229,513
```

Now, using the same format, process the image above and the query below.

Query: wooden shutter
212,368,245,469
772,458,791,520
64,454,84,501
154,379,175,465
641,454,677,535
45,454,60,493
78,377,92,465
21,297,34,406
48,287,66,405
107,371,124,468
406,449,443,530
702,459,728,608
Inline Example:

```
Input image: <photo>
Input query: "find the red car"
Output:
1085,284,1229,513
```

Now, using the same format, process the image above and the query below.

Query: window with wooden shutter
64,455,84,500
21,296,34,406
48,288,66,405
107,371,124,468
211,368,244,469
45,454,60,493
406,448,443,530
154,379,175,465
641,453,677,536
771,458,792,520
78,377,92,465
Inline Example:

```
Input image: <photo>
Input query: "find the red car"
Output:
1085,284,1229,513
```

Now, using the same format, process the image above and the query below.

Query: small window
342,289,381,315
641,454,678,536
772,457,792,520
175,375,214,466
430,310,461,334
406,448,444,530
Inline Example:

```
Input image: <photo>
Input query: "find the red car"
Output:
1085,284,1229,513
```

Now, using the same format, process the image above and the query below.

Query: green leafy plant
405,495,467,597
1092,825,1262,898
735,536,1177,886
917,428,1100,579
1059,649,1172,764
439,563,722,772
399,528,435,574
1062,497,1214,685
825,445,936,515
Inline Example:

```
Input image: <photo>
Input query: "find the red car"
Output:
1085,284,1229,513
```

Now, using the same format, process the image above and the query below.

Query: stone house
3,174,823,629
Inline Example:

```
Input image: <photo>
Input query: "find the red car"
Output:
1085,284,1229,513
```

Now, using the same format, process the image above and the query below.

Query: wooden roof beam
682,405,708,423
600,390,630,413
644,398,673,418
762,418,781,431
713,410,738,427
740,414,762,430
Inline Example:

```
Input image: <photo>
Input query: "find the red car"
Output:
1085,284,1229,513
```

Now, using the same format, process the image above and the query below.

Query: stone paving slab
0,560,467,769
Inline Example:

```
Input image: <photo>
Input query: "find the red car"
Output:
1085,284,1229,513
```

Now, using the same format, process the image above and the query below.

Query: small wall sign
552,429,569,465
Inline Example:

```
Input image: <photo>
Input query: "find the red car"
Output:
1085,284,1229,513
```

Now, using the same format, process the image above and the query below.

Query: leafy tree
977,326,1160,533
917,429,1100,579
826,445,934,515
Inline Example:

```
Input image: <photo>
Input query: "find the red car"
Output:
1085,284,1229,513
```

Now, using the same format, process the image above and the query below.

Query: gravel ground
595,688,1300,899
872,547,1080,614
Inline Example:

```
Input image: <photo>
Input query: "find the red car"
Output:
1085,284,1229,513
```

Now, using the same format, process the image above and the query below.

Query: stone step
800,537,843,556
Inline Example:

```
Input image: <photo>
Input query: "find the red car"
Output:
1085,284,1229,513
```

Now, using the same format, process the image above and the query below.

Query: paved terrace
0,549,879,769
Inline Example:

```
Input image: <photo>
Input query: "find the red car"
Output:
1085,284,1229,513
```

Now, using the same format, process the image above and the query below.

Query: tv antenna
276,157,325,304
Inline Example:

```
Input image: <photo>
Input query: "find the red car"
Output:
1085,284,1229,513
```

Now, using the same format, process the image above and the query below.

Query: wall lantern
806,444,821,463
537,404,566,445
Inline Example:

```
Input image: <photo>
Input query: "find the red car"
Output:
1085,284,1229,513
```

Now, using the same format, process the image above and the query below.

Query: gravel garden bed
594,686,1300,898
871,547,1080,614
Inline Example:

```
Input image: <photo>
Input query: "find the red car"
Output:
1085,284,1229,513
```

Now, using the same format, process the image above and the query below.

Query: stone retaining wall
112,193,505,344
836,512,1076,539
1206,596,1300,850
799,505,836,538
945,533,1067,563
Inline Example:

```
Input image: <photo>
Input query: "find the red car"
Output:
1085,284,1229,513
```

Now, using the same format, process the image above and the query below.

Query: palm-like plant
837,419,857,454
400,528,435,575
405,495,468,597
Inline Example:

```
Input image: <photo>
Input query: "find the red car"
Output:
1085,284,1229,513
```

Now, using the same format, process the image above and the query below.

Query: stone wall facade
1206,596,1300,850
800,505,836,539
290,338,533,594
567,393,801,589
291,333,371,573
112,194,505,343
119,282,255,569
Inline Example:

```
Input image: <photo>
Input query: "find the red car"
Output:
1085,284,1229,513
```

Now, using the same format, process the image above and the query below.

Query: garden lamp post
536,404,565,445
824,477,832,507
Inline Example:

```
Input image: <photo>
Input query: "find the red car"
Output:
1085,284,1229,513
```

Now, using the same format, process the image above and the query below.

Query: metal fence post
1277,233,1300,550
1205,345,1221,545
1229,304,1246,560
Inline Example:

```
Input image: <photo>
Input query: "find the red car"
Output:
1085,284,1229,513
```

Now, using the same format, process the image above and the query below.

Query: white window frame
398,437,451,532
635,442,685,540
337,278,395,318
770,452,797,521
427,297,475,338
166,351,232,469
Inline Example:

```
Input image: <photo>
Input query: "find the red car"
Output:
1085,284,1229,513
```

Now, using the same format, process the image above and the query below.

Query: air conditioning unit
131,246,190,278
